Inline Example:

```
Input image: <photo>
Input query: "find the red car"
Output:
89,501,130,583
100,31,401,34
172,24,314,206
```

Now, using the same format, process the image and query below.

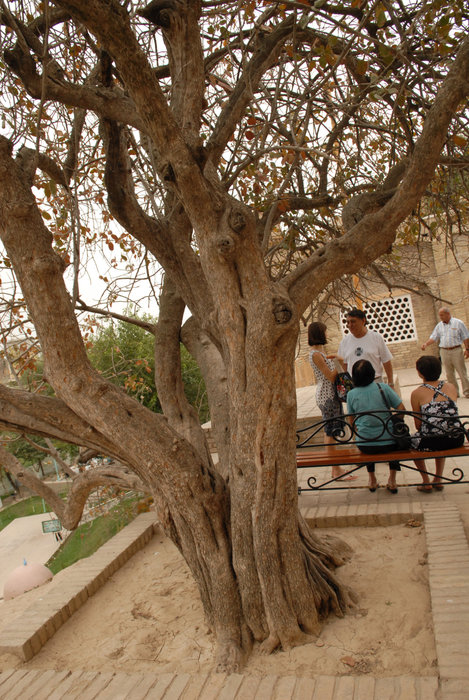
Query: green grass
0,496,52,531
45,496,143,575
1,490,150,576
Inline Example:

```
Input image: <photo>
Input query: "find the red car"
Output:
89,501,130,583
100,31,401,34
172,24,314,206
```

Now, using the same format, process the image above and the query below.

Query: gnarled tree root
299,514,358,618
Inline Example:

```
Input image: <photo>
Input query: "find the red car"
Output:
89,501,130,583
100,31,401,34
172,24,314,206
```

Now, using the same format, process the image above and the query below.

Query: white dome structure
3,560,53,600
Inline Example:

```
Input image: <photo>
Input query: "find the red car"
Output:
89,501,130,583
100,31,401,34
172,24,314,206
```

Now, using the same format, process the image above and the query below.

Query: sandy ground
0,522,436,678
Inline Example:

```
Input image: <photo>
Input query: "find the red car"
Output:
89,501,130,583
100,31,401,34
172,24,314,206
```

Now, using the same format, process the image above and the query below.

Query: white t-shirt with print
338,329,392,378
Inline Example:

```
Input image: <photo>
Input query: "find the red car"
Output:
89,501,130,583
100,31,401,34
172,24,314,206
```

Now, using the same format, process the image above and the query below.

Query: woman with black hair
411,355,464,492
308,321,357,481
347,359,406,493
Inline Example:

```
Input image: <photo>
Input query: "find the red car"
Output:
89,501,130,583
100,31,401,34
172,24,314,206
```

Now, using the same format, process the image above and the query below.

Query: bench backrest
296,410,469,449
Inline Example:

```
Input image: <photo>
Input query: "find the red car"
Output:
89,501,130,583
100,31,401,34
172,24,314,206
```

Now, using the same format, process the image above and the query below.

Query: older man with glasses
421,307,469,398
338,308,394,387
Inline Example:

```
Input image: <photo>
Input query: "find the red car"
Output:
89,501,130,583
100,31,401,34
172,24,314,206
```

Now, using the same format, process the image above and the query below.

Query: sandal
417,485,433,493
386,484,398,494
432,483,444,491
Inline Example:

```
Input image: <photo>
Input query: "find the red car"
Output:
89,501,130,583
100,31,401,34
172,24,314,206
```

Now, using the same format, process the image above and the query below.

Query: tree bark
154,274,213,470
224,287,353,654
0,134,248,669
181,316,230,475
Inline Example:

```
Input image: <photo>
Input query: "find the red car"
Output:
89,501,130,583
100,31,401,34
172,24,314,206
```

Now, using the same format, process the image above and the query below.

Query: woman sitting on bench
347,359,406,494
411,355,464,493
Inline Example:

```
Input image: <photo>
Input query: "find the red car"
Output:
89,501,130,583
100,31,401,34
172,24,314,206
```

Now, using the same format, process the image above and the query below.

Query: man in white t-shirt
338,308,394,387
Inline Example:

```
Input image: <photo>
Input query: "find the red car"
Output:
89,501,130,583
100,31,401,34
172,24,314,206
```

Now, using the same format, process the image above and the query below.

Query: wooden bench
296,411,469,492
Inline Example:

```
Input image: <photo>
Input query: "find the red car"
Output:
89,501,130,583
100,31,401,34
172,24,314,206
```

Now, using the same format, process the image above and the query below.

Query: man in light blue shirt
421,307,469,397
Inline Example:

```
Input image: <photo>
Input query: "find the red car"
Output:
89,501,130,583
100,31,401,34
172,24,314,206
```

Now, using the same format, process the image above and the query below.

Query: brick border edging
0,511,158,662
423,502,469,700
0,668,440,699
0,505,429,663
301,500,469,700
302,501,424,528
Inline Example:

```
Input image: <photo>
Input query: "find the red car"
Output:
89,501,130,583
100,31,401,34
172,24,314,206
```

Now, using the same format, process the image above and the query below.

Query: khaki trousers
440,346,469,397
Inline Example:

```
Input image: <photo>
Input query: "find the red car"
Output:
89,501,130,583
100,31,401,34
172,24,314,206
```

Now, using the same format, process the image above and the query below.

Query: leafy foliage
0,0,467,336
88,316,209,422
46,494,144,574
3,434,78,469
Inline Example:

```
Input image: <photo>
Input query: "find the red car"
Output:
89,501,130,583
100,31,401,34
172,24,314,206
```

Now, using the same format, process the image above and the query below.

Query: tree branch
0,445,147,529
76,298,156,334
286,36,469,315
0,384,120,457
206,16,295,165
154,274,213,469
101,119,215,326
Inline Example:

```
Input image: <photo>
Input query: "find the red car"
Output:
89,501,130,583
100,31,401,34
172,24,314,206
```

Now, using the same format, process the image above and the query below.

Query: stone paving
0,667,440,699
0,513,67,595
1,367,469,697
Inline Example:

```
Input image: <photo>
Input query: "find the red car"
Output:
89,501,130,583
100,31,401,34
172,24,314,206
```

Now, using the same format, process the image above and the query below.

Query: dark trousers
358,443,401,473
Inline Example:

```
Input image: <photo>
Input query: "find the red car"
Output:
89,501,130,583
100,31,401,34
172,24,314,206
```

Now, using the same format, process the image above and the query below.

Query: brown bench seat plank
296,444,469,468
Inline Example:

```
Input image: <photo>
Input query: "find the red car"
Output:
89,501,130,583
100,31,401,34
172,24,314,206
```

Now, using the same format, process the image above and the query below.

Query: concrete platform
0,513,67,597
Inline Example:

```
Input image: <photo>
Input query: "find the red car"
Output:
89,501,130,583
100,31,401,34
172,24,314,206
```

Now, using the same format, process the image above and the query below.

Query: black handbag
377,384,412,449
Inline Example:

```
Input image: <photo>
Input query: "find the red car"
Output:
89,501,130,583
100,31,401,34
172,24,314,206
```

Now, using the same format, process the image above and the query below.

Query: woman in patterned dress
411,355,464,492
308,322,357,481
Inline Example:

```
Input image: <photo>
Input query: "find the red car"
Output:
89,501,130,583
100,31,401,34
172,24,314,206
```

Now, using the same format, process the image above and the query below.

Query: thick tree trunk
226,312,353,656
167,190,355,663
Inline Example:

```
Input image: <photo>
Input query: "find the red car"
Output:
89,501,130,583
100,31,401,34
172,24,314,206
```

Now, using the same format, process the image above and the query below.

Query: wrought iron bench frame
296,410,469,492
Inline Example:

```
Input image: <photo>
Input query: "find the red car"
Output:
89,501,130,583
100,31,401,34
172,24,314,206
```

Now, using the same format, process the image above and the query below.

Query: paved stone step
0,669,440,699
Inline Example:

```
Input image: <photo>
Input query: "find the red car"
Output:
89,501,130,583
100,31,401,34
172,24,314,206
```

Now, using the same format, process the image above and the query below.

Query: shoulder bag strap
377,382,392,410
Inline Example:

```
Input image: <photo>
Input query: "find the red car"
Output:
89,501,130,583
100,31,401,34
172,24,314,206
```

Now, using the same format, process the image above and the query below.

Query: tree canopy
0,0,468,671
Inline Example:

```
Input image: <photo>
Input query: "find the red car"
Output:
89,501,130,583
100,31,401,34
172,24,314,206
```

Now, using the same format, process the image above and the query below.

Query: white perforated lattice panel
341,296,417,344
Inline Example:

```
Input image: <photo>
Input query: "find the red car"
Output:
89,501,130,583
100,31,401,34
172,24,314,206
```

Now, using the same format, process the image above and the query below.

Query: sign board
42,519,62,534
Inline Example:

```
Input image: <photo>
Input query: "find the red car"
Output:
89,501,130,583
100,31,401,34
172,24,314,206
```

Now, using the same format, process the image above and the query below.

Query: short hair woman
411,355,464,492
347,359,406,493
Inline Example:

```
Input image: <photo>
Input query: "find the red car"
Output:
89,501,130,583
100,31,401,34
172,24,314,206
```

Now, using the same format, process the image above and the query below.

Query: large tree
0,0,468,670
